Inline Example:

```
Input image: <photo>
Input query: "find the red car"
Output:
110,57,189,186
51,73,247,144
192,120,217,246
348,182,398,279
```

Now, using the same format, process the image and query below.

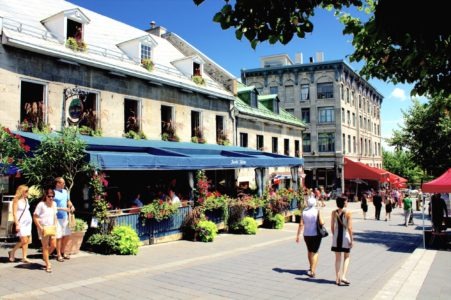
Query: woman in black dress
384,196,393,221
360,193,368,220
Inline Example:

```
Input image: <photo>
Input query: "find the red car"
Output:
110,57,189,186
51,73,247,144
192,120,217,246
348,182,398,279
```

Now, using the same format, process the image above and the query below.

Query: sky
69,0,426,150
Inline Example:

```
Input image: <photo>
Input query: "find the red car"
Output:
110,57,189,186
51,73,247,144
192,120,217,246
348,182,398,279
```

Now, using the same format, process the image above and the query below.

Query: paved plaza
0,201,449,299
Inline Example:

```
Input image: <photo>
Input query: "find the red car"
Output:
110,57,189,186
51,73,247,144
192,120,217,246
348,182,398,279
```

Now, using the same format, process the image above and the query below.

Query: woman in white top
33,188,58,273
9,185,32,263
296,197,324,278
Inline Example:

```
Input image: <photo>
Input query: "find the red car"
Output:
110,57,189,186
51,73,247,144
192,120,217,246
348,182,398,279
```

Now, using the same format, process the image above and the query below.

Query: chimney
309,56,314,63
295,52,303,64
146,21,167,37
316,51,324,62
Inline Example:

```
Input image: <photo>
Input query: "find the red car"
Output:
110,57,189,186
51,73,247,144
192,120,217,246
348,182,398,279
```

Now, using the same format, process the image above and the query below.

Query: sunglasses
47,195,55,198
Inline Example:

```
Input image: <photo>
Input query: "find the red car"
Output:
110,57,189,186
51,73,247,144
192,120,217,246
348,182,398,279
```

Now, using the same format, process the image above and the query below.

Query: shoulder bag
317,211,329,238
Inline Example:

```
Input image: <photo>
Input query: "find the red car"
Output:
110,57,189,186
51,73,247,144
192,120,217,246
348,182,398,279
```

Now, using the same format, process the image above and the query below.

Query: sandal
341,279,351,285
56,257,65,262
307,270,315,278
45,266,52,273
21,258,32,263
62,254,71,260
8,251,15,262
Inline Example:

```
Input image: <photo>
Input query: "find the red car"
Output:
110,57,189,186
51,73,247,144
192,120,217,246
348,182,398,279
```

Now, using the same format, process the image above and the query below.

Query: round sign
68,98,83,122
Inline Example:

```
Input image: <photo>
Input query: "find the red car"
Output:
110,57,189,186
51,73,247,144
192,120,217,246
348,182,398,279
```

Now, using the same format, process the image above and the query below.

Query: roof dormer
41,8,90,43
237,86,259,108
117,35,158,67
172,55,205,78
258,94,280,114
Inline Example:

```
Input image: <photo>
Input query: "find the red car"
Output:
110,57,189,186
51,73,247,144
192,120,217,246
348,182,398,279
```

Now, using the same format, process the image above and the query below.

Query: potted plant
65,218,88,255
192,75,205,86
141,58,154,71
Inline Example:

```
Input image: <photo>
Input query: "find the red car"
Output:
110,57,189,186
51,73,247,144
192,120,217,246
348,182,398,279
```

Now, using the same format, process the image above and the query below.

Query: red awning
343,157,389,183
422,168,451,193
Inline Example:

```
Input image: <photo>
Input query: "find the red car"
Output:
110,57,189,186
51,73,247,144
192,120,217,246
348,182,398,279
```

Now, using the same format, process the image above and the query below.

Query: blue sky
70,0,424,150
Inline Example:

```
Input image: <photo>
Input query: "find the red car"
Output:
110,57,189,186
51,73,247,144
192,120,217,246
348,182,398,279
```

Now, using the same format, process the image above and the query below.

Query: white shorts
56,218,71,238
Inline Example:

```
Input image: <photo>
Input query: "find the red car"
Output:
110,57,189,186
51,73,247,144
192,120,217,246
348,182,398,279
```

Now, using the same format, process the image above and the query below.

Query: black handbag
317,211,329,238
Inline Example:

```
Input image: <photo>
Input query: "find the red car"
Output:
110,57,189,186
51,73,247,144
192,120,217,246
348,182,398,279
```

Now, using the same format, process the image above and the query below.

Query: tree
19,127,92,195
195,0,450,97
382,149,427,186
387,95,451,177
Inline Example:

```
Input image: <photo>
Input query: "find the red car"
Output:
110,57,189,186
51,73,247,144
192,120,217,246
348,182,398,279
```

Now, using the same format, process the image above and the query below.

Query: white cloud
389,88,407,101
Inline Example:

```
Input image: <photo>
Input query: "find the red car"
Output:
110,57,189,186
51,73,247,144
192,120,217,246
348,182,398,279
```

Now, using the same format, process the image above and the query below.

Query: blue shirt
54,188,69,219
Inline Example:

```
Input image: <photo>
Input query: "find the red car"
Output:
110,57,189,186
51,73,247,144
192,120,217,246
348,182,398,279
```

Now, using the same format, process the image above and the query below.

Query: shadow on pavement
273,267,307,276
296,277,336,285
14,262,44,271
354,230,421,253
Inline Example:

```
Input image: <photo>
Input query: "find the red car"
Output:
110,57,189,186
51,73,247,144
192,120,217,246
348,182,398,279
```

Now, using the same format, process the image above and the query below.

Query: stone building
241,54,383,190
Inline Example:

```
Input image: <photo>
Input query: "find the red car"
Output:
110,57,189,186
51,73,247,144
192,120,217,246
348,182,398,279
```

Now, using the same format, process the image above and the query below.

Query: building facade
242,54,383,190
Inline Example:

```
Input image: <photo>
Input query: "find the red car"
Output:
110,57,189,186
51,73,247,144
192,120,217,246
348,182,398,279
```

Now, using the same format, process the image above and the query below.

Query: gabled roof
42,8,90,24
0,0,234,100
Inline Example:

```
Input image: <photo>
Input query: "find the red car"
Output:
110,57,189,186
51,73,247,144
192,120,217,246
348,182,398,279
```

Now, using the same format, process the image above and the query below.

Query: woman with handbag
33,188,58,273
296,197,325,278
8,185,32,263
331,196,353,286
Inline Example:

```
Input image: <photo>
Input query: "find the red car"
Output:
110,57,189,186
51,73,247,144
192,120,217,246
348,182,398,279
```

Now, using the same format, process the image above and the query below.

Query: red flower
158,200,163,205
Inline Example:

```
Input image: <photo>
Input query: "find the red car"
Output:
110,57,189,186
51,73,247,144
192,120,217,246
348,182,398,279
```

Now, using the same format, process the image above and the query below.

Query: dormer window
250,91,258,108
172,55,205,84
41,8,90,45
193,62,201,76
141,44,152,60
67,19,83,40
117,35,157,69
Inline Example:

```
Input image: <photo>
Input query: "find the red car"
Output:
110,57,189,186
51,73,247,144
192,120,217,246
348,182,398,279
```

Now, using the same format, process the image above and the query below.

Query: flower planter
64,231,86,255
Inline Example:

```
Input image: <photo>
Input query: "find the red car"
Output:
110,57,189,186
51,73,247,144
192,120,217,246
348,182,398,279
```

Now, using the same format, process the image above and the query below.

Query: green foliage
0,126,29,175
194,0,362,49
65,37,87,52
123,130,146,140
382,150,427,186
73,218,88,232
111,225,141,255
140,200,179,223
271,213,285,229
196,220,218,242
232,216,258,235
181,206,204,240
192,75,205,85
86,233,117,255
78,125,102,137
386,96,451,177
19,127,92,193
90,171,109,230
141,58,154,71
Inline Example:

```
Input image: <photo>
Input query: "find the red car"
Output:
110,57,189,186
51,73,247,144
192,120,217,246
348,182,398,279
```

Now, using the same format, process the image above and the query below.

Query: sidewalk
0,200,448,299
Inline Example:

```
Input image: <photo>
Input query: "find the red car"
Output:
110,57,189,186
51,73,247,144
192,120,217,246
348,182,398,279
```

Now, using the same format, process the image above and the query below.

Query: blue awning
16,131,303,171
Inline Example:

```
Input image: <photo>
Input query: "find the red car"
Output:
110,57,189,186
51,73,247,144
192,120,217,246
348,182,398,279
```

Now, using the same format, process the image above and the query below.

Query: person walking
373,191,383,220
403,193,413,226
331,196,353,286
360,193,368,220
8,185,32,263
296,197,324,278
384,195,393,221
33,188,57,273
54,177,75,261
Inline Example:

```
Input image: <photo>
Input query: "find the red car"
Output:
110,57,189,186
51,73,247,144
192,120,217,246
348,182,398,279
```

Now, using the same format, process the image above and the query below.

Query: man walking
403,193,413,226
373,190,383,220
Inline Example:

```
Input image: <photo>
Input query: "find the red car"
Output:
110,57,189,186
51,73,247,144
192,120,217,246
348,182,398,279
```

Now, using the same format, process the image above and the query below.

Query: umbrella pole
422,195,425,249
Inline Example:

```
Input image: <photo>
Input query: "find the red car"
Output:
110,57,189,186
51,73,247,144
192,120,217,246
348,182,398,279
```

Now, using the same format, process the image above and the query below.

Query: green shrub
111,225,141,255
73,218,88,232
196,220,218,242
272,213,285,229
239,217,258,234
86,233,117,255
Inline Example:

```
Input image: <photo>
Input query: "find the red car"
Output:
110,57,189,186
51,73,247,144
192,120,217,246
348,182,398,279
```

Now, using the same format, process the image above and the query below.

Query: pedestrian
296,197,324,278
360,193,368,220
168,188,181,207
54,177,75,261
431,193,448,232
384,195,393,221
373,190,383,220
33,188,57,273
331,196,353,286
403,193,413,226
8,184,32,263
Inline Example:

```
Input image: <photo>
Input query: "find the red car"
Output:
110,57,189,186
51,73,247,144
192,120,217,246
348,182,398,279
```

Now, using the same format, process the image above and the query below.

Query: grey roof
0,0,234,100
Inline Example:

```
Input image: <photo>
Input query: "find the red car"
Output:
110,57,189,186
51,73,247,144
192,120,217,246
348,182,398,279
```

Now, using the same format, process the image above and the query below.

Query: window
141,44,152,60
318,107,335,123
340,84,344,100
20,81,46,131
301,108,310,123
294,140,300,157
285,85,294,102
66,19,82,40
240,132,248,147
302,133,311,152
191,111,201,138
161,105,174,135
351,91,355,106
347,110,351,125
250,91,258,108
73,92,98,131
353,136,356,153
352,113,356,127
269,86,278,95
124,99,140,133
346,88,349,103
341,108,345,123
272,137,278,154
363,117,367,130
284,139,290,156
342,134,346,153
256,135,264,151
317,82,334,99
375,141,378,156
193,62,201,76
216,115,225,144
360,138,363,155
318,132,335,152
359,116,363,128
300,84,309,101
285,108,295,115
359,96,362,109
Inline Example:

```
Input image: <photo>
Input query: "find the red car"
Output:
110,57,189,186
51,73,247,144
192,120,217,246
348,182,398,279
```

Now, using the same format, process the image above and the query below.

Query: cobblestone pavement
0,201,448,299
